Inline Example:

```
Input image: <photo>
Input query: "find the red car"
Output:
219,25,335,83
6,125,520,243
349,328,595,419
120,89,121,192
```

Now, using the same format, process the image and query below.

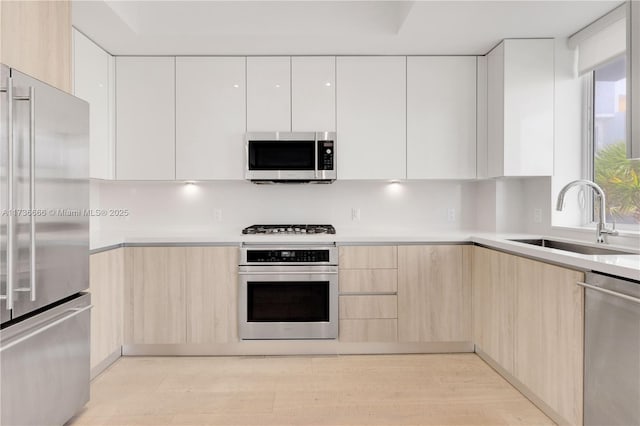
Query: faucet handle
605,221,619,236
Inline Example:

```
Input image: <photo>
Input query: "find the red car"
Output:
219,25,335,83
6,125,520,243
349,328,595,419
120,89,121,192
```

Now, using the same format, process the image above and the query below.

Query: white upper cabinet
486,39,554,177
175,57,246,180
291,57,336,131
337,56,406,180
72,29,114,180
246,57,291,132
476,56,489,179
407,56,477,179
116,57,175,180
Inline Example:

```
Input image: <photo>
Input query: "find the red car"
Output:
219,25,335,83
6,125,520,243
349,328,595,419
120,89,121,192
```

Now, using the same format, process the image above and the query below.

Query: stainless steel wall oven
238,244,338,339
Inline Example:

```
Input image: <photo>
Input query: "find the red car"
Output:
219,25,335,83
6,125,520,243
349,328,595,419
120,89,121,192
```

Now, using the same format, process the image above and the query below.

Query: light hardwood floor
67,354,554,426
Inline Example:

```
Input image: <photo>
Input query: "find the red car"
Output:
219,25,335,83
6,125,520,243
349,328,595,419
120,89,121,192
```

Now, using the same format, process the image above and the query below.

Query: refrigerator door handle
27,86,35,302
0,304,93,353
11,86,36,301
0,76,15,310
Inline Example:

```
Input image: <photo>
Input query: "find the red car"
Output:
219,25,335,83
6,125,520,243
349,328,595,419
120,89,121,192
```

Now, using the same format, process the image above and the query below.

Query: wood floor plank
66,354,554,426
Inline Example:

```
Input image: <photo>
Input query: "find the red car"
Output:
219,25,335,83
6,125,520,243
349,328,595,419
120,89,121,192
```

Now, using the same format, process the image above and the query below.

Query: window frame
582,71,595,226
583,55,639,231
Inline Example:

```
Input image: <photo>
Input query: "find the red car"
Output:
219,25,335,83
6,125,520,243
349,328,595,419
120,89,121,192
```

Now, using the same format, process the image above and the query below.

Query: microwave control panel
318,141,334,170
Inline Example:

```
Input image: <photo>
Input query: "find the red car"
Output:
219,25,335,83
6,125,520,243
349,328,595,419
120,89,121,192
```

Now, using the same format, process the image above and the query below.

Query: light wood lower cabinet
185,247,239,344
339,245,397,269
339,269,397,293
339,319,398,342
338,246,398,343
126,247,187,344
339,295,397,319
398,245,472,343
89,248,125,371
471,246,516,373
514,256,584,426
472,246,584,425
123,246,239,345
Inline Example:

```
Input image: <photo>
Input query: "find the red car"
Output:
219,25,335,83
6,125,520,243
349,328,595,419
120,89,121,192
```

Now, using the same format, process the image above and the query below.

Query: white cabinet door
116,57,175,180
487,39,554,177
502,39,554,176
476,55,488,179
291,56,335,131
487,42,505,178
407,56,477,179
175,57,246,180
246,57,291,132
336,57,406,180
73,29,114,180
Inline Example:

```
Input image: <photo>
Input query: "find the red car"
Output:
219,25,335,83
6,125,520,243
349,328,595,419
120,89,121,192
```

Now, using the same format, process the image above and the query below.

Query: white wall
90,180,475,248
468,177,548,234
550,39,585,228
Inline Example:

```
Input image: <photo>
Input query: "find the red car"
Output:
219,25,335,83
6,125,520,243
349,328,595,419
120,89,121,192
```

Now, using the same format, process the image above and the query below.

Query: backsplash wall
90,180,477,248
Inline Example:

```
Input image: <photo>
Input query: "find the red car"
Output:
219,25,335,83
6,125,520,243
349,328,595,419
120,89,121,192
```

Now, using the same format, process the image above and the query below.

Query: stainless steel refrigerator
0,64,91,425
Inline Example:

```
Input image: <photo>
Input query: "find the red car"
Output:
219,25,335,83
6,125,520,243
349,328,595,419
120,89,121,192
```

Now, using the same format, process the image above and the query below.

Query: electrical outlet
351,208,361,221
214,208,223,222
447,208,456,222
533,208,542,224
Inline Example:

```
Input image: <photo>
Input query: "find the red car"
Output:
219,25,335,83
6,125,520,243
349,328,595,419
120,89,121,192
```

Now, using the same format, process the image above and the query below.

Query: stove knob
301,229,307,233
326,148,332,154
287,227,293,232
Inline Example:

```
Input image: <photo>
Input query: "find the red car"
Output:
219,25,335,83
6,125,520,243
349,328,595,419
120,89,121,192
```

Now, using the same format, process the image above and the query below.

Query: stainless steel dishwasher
579,272,640,426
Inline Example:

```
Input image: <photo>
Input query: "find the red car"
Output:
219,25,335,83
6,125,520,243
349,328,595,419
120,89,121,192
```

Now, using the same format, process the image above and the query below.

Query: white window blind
568,4,627,75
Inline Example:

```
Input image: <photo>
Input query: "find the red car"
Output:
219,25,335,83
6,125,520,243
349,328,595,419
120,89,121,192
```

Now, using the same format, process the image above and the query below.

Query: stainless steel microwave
245,132,336,183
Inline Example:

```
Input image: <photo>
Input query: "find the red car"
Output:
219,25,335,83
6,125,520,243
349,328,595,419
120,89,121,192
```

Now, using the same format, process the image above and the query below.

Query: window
587,56,640,226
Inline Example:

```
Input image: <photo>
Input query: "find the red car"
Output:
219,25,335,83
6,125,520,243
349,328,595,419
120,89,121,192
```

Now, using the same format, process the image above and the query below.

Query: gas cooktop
242,224,336,235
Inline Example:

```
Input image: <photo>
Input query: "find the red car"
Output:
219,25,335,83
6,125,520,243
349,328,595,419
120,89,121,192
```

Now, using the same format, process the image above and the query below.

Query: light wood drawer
339,319,398,342
339,269,397,293
339,295,397,319
339,246,397,269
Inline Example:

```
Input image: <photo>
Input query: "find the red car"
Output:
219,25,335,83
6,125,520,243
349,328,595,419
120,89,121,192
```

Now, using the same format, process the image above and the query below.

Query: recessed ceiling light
275,84,280,88
233,84,239,88
325,82,331,87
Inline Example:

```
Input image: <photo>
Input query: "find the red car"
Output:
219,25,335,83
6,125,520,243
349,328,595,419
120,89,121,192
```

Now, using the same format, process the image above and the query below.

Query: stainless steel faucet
556,179,618,244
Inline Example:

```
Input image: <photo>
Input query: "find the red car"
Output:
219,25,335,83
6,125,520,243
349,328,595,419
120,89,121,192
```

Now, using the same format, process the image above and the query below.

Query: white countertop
90,228,476,248
472,234,639,281
91,231,640,281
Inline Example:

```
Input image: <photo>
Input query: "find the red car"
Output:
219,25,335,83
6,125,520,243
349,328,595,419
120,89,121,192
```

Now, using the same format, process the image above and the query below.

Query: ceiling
72,0,624,56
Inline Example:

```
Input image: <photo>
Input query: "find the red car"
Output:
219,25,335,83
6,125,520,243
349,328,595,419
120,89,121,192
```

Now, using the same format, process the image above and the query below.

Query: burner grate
242,224,336,235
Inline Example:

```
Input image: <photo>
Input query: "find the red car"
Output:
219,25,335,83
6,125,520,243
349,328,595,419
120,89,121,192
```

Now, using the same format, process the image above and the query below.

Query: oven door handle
238,271,337,275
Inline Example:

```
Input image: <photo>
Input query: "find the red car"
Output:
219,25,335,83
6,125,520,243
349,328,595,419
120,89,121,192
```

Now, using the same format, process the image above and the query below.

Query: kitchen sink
508,239,636,255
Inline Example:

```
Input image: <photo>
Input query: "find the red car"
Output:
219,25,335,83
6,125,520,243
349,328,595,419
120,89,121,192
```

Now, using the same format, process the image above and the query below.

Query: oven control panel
247,249,330,263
